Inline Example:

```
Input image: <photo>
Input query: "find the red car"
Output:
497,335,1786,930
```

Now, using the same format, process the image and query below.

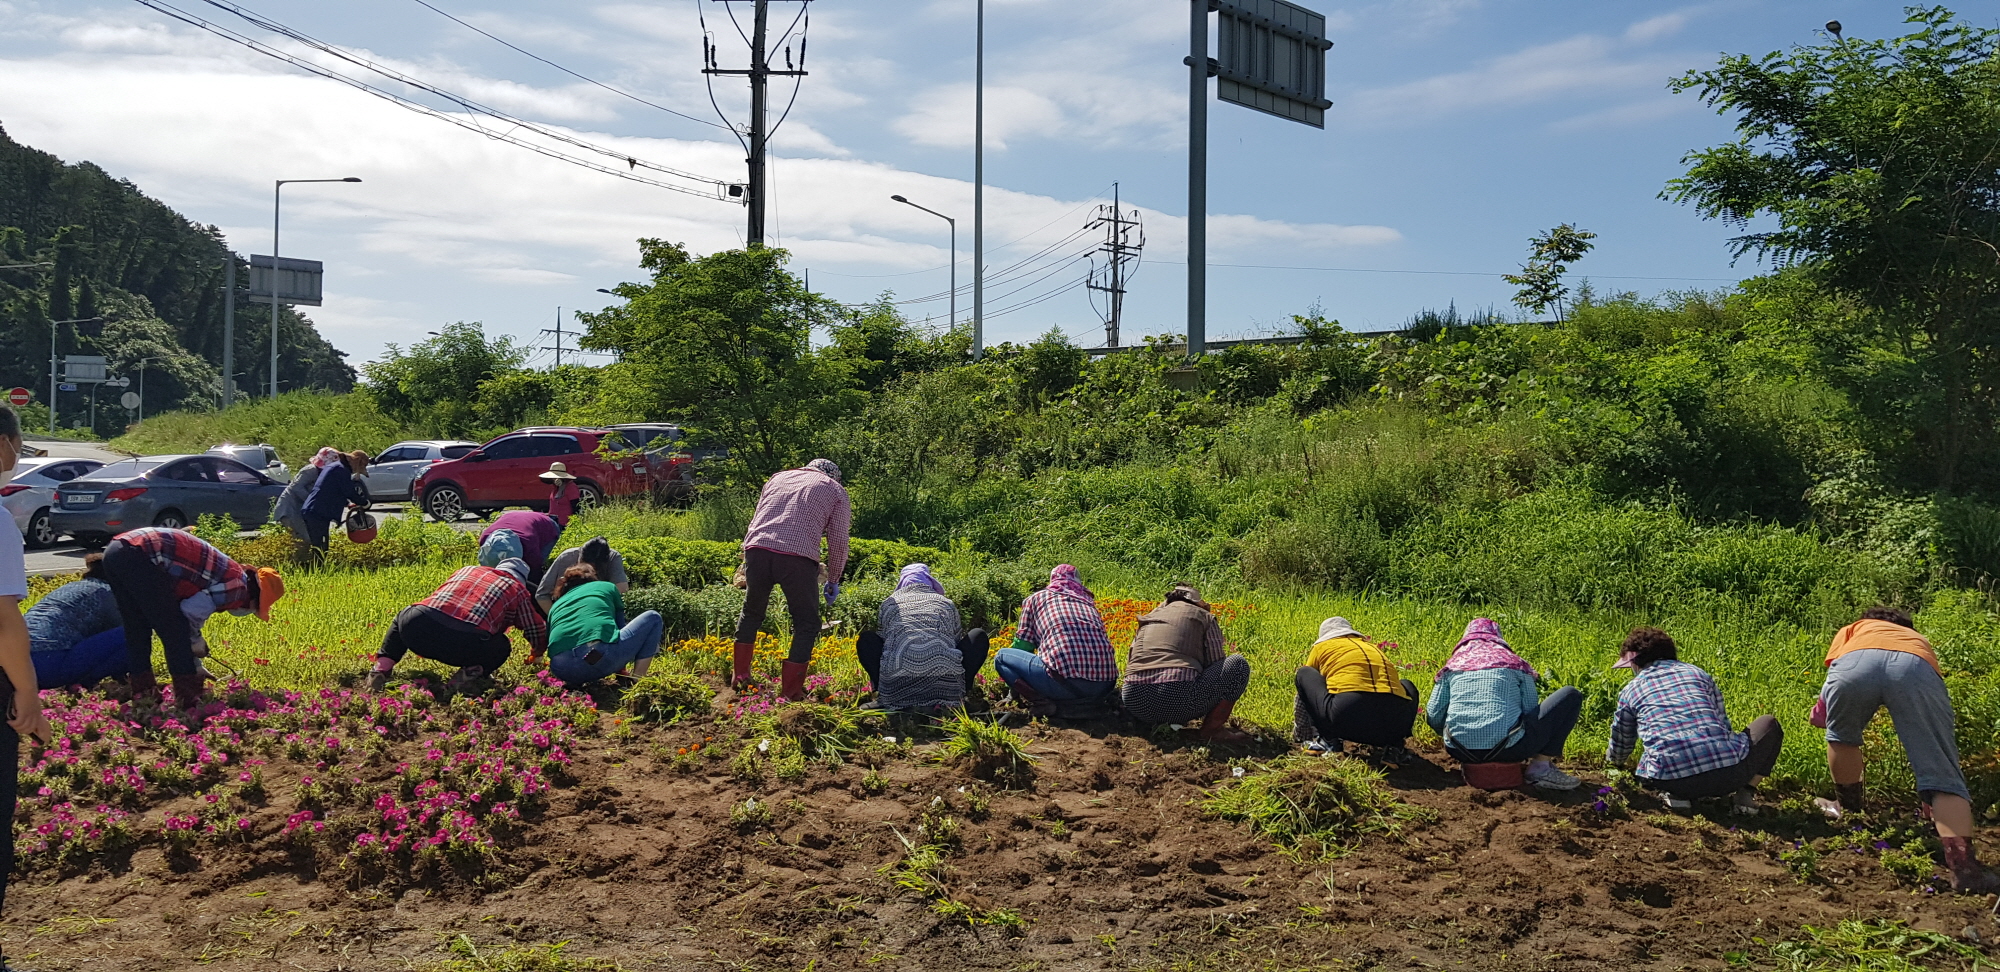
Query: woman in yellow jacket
1293,617,1418,760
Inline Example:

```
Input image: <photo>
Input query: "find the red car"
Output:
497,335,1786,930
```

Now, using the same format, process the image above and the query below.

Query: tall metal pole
271,180,283,399
222,260,236,408
47,316,56,433
1187,0,1208,358
747,0,771,247
972,0,984,360
949,218,956,332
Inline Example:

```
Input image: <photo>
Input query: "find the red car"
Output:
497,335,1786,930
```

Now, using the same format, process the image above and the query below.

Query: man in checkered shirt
732,459,850,702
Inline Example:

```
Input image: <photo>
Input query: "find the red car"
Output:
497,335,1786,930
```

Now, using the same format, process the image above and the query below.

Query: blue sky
0,0,1945,367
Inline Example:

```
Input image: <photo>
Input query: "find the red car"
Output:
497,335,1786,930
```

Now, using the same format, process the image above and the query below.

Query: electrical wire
1203,262,1739,282
198,0,729,188
697,1,751,155
404,0,730,131
133,0,734,200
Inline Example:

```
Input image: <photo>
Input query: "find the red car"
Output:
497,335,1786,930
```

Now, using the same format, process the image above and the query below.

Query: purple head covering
1045,564,1093,603
896,563,946,596
1437,617,1538,682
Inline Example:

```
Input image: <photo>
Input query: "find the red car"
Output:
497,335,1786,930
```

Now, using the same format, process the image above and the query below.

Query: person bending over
535,537,629,614
732,459,850,701
480,510,563,582
366,558,544,695
993,565,1118,715
544,563,665,689
1121,583,1251,743
101,527,283,709
857,564,987,713
1812,607,2000,892
23,555,129,689
300,450,370,556
1427,618,1583,791
272,447,341,556
1606,627,1780,814
1292,617,1417,763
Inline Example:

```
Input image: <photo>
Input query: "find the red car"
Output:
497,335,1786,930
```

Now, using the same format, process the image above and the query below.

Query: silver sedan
4,456,106,548
367,440,481,503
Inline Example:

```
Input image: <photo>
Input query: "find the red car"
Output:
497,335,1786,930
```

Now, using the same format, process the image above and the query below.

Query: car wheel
576,482,604,510
424,485,466,522
25,508,57,549
153,509,187,530
77,534,108,550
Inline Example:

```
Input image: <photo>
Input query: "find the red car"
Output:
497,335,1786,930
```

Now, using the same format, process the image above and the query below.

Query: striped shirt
742,468,851,579
117,528,254,610
1015,588,1117,683
876,589,966,710
420,566,548,654
1607,660,1749,781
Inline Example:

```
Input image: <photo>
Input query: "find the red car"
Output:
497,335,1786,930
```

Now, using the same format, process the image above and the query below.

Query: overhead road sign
1215,0,1332,128
248,254,324,306
62,356,107,382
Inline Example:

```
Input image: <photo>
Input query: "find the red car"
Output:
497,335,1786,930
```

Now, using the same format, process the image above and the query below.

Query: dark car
51,454,287,544
412,428,650,522
603,423,702,500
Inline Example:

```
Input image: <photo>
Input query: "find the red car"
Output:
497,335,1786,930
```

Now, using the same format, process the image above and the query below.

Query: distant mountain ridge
0,123,354,432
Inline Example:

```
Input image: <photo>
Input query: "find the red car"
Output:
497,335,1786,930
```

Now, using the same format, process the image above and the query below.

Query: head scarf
307,447,341,469
896,563,946,596
1317,617,1362,642
1438,617,1538,682
1045,564,1093,603
493,558,530,584
1163,583,1208,610
478,530,523,568
805,458,842,482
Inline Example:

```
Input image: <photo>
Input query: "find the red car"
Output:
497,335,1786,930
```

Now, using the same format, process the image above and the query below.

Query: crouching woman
1427,618,1584,791
1606,627,1780,813
1292,617,1418,761
1120,584,1251,743
545,561,665,689
857,564,988,712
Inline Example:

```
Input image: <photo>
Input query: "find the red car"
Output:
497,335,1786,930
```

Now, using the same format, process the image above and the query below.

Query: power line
128,0,735,200
405,0,731,132
1202,262,1741,282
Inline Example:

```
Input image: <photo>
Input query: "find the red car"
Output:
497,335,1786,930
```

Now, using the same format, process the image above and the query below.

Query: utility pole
703,0,809,248
973,0,985,360
1186,0,1212,358
542,307,579,369
222,260,236,408
1086,183,1145,349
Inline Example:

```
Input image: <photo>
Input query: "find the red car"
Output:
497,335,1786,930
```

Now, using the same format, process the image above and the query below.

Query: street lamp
46,316,103,434
134,356,166,423
271,177,362,398
890,195,957,331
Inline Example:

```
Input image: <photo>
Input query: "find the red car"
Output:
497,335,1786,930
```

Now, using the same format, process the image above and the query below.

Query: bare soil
10,702,1998,971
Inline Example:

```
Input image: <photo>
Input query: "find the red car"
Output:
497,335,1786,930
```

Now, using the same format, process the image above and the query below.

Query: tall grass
108,390,421,466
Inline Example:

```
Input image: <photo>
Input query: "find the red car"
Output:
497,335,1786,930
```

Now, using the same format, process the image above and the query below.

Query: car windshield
75,459,169,482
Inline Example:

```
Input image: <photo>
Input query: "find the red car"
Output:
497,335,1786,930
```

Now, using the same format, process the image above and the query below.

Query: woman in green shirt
545,561,665,688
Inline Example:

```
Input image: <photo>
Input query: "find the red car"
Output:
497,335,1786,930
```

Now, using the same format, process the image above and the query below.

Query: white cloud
1625,12,1690,44
1343,23,1686,121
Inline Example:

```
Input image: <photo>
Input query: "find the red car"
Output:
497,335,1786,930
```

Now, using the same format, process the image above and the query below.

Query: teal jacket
1426,667,1538,752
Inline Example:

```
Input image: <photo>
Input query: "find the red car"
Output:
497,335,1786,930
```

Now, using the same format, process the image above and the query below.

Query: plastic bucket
1462,761,1525,790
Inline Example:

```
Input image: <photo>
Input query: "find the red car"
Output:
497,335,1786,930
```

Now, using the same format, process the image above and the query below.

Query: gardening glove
823,582,839,606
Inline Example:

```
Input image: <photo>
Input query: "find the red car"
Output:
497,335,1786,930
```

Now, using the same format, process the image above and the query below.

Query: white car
207,444,291,484
4,456,106,548
367,440,482,503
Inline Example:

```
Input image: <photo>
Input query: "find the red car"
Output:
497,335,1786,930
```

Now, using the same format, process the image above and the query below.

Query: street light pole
270,177,361,398
889,195,956,331
973,0,984,360
136,356,164,424
47,316,103,434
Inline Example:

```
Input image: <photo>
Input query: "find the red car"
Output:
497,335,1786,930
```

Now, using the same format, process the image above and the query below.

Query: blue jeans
993,647,1114,702
549,611,665,687
33,628,131,689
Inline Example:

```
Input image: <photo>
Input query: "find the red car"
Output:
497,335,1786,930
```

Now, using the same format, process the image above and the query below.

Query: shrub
617,537,740,588
933,710,1035,786
1203,754,1434,860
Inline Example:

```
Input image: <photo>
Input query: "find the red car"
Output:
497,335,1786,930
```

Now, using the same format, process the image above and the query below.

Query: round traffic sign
120,392,141,410
5,387,28,407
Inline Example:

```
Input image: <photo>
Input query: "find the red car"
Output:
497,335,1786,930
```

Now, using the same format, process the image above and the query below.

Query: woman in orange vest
1813,606,1999,893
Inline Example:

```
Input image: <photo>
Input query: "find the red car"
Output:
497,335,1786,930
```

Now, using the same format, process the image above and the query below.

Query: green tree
577,241,855,477
362,322,528,437
1502,224,1596,322
1665,6,2000,490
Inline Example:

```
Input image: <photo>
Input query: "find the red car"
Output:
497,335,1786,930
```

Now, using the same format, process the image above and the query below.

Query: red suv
414,427,650,521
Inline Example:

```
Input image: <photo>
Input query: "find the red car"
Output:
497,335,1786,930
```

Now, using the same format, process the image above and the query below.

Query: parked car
3,456,106,548
602,424,698,500
207,443,292,483
367,440,481,503
51,454,287,545
412,428,649,522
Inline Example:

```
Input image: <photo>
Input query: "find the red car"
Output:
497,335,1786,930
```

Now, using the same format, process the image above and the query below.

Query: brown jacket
1123,596,1226,683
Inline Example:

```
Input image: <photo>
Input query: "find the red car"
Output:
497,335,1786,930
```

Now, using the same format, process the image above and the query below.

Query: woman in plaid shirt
993,565,1118,713
1606,627,1782,813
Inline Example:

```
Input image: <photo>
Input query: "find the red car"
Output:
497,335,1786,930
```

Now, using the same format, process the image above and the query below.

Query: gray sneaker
1303,738,1342,756
1525,762,1582,791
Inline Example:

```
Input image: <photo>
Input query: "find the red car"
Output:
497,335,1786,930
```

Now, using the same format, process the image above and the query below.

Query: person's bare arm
0,599,48,745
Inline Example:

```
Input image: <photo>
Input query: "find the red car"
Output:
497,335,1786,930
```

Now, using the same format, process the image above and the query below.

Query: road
22,502,488,576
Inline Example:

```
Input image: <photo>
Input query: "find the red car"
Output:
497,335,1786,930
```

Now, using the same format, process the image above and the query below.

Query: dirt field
7,688,1996,972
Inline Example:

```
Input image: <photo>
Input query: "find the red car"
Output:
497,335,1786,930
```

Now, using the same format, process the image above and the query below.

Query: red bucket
1463,761,1525,790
